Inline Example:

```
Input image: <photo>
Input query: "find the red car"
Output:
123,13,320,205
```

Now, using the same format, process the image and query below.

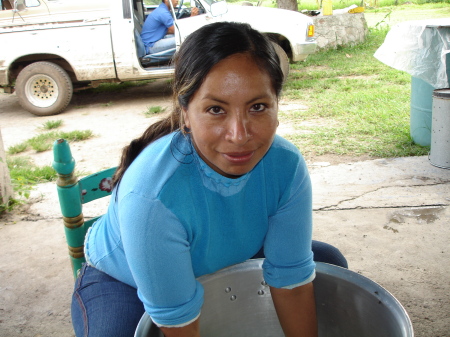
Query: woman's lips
222,151,255,164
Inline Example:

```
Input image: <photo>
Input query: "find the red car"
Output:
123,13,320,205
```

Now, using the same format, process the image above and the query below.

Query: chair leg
53,139,86,279
63,214,86,278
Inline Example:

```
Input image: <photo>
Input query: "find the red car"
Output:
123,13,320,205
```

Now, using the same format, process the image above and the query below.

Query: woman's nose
225,115,251,145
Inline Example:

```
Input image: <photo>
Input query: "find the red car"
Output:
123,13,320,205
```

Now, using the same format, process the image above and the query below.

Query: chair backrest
52,139,116,279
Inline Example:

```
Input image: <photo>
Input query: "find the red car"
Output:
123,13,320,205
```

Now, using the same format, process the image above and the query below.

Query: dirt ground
0,80,449,336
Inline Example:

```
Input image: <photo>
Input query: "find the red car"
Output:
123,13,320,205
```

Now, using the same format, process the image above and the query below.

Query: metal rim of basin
134,260,414,337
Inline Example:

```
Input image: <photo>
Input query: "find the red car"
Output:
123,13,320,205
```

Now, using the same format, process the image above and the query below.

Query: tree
0,128,12,212
276,0,298,11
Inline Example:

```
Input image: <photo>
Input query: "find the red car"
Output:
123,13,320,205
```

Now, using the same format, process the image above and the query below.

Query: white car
0,0,316,115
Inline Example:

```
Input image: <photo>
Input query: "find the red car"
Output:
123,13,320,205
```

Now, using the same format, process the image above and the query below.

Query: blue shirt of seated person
141,0,175,54
140,0,198,55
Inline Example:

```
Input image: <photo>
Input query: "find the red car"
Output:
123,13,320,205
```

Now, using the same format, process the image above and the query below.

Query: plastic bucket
429,88,450,169
410,77,434,146
135,260,413,337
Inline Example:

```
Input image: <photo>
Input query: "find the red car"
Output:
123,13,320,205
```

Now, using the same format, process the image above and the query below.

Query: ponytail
112,113,180,187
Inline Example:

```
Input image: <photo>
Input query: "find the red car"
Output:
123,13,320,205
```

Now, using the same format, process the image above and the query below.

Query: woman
71,22,347,337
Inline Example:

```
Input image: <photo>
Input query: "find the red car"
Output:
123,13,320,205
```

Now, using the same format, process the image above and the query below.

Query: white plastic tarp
374,18,450,89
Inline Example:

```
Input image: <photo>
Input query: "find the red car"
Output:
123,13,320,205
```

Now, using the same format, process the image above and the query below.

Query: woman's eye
207,106,224,115
250,103,266,112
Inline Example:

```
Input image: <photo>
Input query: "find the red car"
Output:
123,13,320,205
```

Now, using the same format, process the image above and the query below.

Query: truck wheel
271,42,290,82
16,61,73,116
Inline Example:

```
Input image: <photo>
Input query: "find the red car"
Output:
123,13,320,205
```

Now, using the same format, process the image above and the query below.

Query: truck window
2,0,40,10
25,0,40,7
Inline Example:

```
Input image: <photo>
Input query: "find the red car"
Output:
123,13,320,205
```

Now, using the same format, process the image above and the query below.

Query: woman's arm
159,318,200,337
270,282,318,337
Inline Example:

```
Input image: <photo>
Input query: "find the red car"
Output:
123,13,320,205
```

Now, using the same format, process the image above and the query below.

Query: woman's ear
182,107,191,129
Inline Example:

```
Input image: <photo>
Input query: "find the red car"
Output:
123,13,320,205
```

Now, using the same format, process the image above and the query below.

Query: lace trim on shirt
195,153,251,196
170,133,252,196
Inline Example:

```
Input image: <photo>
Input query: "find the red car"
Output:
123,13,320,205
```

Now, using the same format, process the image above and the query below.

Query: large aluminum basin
135,260,413,337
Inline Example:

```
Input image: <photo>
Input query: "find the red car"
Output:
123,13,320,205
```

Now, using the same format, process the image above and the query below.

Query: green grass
364,3,450,28
41,119,63,130
3,130,92,209
7,143,28,155
0,156,57,211
7,130,93,154
248,0,449,11
144,105,166,117
8,157,56,189
281,27,430,159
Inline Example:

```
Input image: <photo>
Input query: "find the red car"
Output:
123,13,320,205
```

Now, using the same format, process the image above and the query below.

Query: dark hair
112,22,284,186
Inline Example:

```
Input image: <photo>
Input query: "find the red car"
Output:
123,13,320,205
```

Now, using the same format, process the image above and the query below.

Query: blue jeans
71,241,347,337
71,264,145,337
147,34,175,55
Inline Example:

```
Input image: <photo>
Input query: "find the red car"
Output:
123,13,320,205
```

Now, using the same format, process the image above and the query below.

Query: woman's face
183,53,278,178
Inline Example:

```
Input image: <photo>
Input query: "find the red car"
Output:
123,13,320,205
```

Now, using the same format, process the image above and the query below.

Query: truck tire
271,42,290,82
15,61,73,116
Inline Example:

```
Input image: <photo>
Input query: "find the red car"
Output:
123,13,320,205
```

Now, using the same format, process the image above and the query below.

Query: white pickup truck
0,0,316,116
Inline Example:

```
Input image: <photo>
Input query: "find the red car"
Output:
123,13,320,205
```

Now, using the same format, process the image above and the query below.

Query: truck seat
134,29,175,66
134,12,143,33
134,29,146,58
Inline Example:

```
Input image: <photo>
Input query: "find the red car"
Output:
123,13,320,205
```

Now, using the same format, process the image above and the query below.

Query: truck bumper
292,41,317,62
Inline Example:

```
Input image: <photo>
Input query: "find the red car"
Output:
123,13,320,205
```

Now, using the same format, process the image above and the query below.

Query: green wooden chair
52,139,116,279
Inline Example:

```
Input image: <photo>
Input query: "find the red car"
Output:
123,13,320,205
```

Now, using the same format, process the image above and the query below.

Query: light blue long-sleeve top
85,131,315,327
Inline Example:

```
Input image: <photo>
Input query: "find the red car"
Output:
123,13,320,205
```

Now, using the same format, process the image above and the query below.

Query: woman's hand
270,282,318,337
159,318,201,337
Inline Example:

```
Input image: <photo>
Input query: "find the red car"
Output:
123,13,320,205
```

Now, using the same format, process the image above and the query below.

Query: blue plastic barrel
410,77,434,147
410,53,450,147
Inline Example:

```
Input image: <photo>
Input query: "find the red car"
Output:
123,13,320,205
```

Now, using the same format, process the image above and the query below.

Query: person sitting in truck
141,0,198,56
